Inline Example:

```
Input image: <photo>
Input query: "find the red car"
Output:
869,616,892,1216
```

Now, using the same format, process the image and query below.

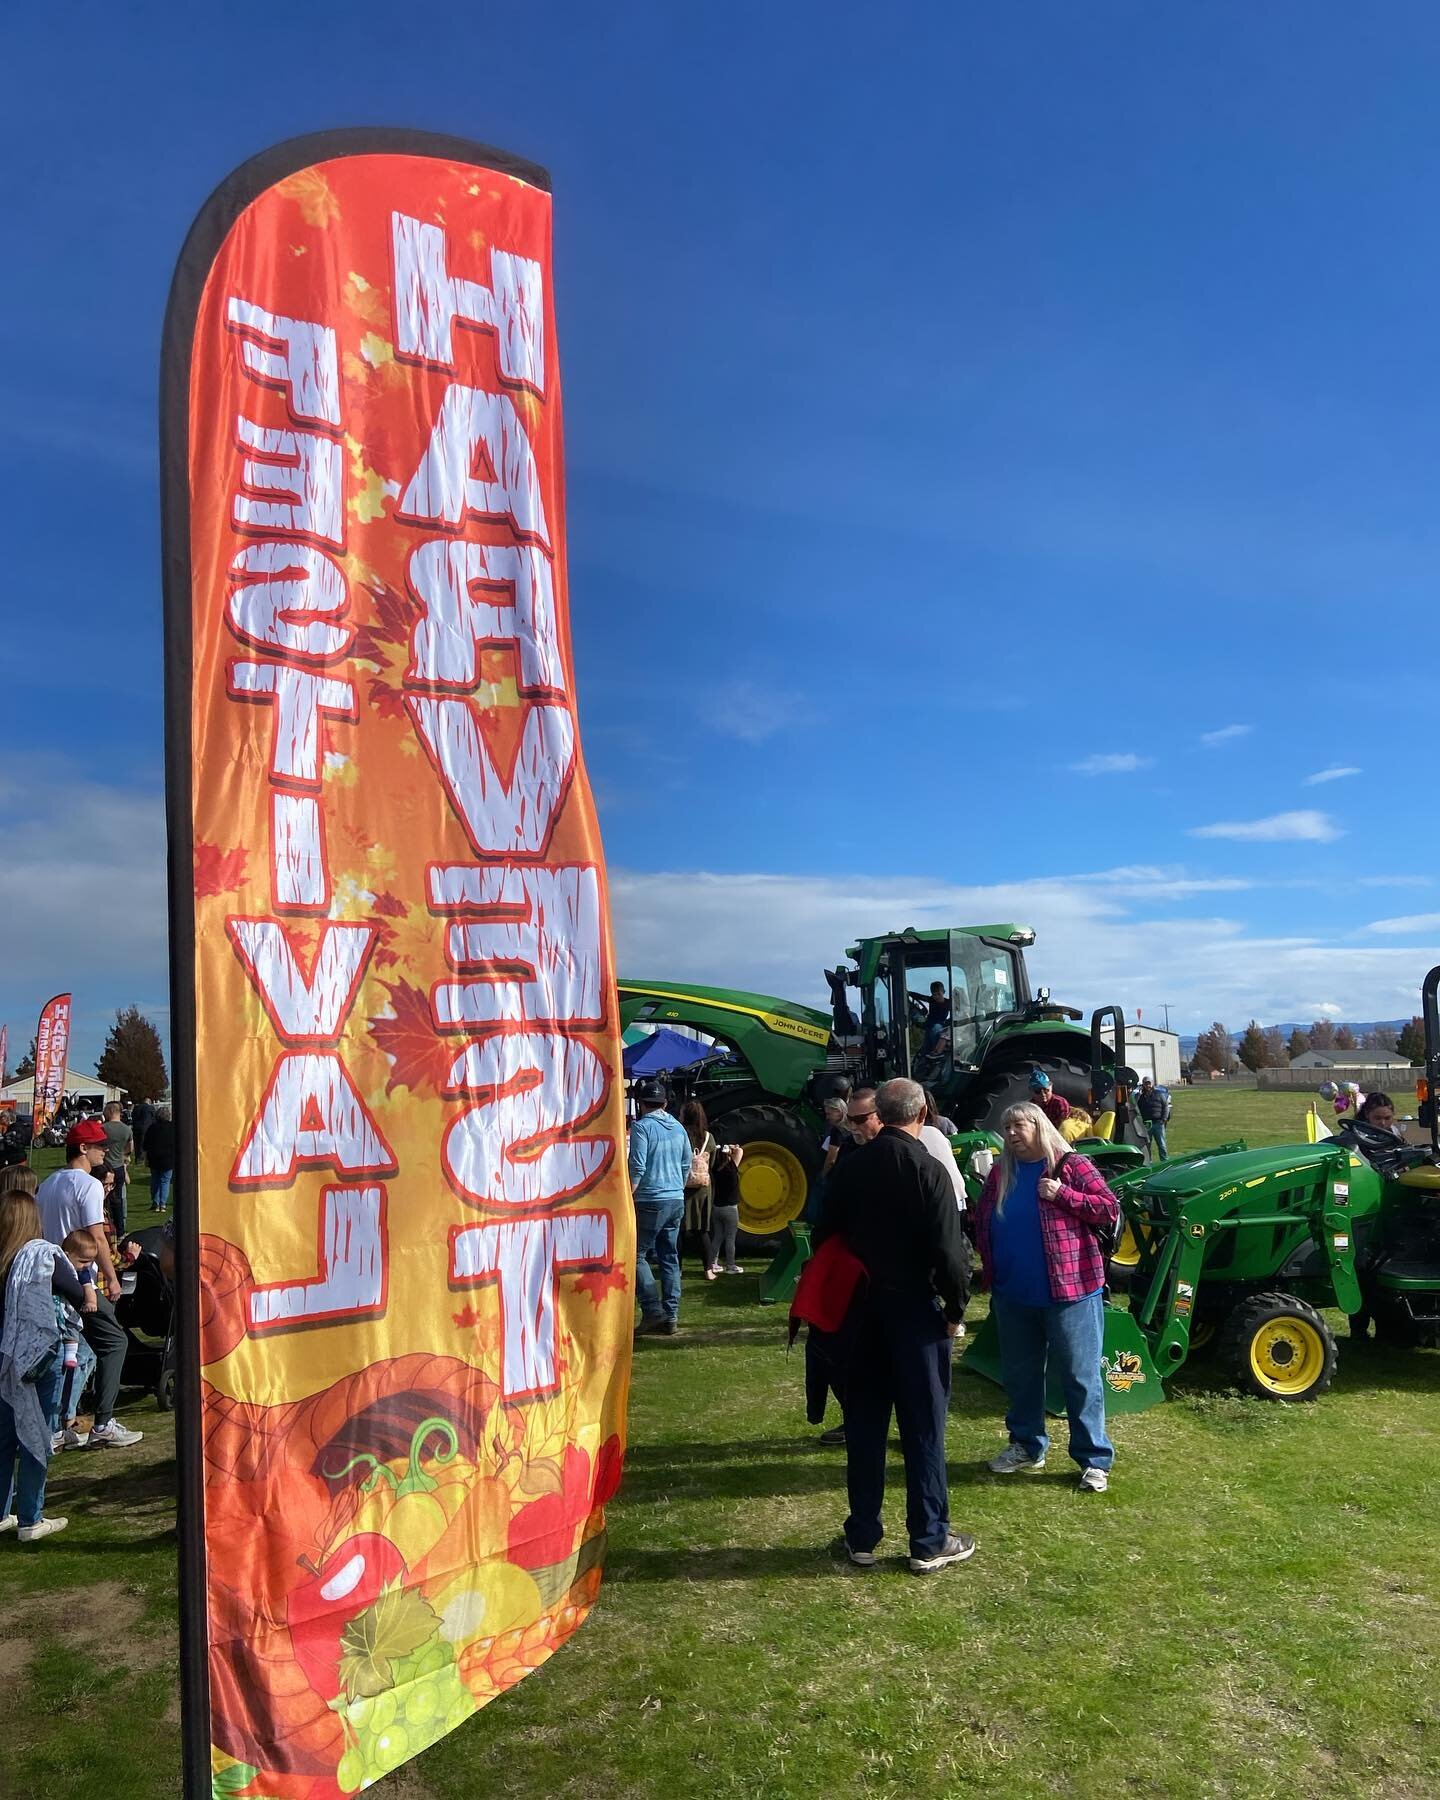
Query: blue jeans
634,1197,684,1324
1,1351,64,1527
152,1168,173,1210
1145,1121,1167,1162
844,1292,953,1559
991,1290,1114,1471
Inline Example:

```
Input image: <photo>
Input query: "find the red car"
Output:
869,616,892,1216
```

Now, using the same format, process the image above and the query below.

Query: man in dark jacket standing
144,1107,176,1212
817,1077,976,1575
1135,1077,1172,1162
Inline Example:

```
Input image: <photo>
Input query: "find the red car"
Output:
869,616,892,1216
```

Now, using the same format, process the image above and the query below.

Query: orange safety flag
30,993,71,1145
161,131,632,1798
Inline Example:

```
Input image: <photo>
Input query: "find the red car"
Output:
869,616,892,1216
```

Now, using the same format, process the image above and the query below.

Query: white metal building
0,1069,126,1114
1100,1022,1182,1086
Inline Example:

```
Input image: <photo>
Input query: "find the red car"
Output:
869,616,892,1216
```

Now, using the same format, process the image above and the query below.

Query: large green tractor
619,923,1126,1234
965,964,1440,1411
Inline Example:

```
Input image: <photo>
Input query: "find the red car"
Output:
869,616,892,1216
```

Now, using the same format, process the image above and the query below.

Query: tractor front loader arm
1313,1148,1364,1317
1132,1218,1211,1380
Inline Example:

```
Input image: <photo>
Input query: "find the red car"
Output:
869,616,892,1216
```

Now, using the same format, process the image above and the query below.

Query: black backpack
1057,1153,1120,1263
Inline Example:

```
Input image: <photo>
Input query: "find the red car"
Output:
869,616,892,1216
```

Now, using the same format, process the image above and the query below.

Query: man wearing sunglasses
844,1090,883,1145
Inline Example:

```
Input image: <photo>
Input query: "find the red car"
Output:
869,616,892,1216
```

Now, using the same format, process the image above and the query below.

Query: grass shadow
605,1543,856,1583
617,1453,848,1505
632,1326,784,1352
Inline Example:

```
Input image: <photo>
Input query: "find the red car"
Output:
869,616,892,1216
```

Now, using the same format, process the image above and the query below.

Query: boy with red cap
34,1123,142,1450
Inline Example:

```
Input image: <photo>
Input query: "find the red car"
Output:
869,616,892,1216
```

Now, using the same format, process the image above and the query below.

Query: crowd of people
0,1109,171,1545
628,1069,1125,1574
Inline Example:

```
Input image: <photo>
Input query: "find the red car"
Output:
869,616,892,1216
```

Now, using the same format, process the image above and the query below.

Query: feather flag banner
161,131,631,1797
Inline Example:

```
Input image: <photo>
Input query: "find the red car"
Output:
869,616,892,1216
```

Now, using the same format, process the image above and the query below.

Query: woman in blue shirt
976,1103,1117,1492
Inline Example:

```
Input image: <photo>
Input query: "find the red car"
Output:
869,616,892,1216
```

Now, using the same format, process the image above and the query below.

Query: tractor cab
845,925,1034,1091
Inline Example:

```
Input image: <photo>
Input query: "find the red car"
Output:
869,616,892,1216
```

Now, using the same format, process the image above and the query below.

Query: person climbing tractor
1136,1076,1172,1162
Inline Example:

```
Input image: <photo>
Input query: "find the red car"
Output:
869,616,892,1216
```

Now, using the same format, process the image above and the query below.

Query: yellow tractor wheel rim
1188,1320,1216,1351
736,1142,808,1235
1111,1220,1144,1270
1249,1318,1326,1395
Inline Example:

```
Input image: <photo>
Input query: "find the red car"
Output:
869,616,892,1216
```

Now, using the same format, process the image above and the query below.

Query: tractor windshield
947,939,1022,1063
876,935,1025,1082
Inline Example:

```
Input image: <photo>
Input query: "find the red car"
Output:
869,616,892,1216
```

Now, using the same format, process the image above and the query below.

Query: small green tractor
619,924,1135,1234
965,965,1440,1412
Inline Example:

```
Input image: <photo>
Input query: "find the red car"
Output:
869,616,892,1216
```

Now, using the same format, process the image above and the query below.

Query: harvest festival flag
161,132,632,1797
30,992,71,1145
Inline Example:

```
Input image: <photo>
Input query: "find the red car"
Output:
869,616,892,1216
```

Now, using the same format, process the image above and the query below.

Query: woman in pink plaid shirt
974,1101,1119,1491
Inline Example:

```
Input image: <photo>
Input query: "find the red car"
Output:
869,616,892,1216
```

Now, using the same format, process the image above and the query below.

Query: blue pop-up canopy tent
622,1028,727,1077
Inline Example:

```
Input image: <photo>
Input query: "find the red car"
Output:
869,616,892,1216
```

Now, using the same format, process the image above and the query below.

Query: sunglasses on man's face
847,1111,876,1124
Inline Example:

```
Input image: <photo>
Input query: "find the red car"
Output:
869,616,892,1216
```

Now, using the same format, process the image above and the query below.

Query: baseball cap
632,1077,668,1106
66,1119,108,1150
1027,1069,1052,1092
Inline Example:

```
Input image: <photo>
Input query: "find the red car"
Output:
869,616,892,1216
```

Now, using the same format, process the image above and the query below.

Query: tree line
1189,1016,1427,1075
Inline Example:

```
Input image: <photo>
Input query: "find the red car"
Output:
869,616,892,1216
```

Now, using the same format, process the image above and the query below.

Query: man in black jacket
817,1077,976,1575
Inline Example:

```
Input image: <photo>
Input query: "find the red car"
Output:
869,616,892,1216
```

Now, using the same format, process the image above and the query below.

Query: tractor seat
1397,1164,1440,1191
1091,1109,1116,1143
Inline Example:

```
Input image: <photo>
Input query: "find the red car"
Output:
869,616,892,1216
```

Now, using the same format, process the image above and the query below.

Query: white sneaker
87,1421,143,1449
50,1431,64,1454
18,1516,68,1542
988,1443,1046,1475
1078,1468,1109,1493
0,1514,16,1533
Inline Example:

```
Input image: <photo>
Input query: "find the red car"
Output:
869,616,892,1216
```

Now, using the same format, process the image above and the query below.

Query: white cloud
1304,766,1361,786
1362,913,1440,937
609,864,1429,1036
1072,865,1253,899
0,769,168,1073
1068,753,1153,776
1200,724,1253,747
1189,810,1342,844
699,679,815,745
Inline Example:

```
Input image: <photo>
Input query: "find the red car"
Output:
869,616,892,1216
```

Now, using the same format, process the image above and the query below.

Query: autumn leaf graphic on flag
194,841,248,898
574,1267,628,1308
368,979,454,1097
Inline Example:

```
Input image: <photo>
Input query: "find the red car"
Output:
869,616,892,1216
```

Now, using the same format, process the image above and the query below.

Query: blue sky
4,1,1439,1075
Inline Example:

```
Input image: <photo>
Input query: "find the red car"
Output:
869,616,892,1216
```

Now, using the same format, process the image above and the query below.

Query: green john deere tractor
965,964,1440,1412
619,923,1133,1235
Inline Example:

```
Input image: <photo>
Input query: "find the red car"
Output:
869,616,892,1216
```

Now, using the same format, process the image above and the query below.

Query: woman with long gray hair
973,1101,1119,1491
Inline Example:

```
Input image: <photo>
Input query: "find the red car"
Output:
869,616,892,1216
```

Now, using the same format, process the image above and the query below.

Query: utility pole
1161,1003,1174,1033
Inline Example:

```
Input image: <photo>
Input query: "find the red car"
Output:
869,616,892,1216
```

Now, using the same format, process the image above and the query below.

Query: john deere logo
1102,1351,1147,1393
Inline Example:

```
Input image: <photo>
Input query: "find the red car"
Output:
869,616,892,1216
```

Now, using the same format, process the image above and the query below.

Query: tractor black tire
1219,1291,1337,1403
959,1052,1093,1138
708,1103,823,1239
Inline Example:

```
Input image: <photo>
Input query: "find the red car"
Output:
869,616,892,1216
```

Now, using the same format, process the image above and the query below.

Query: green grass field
4,1091,1440,1799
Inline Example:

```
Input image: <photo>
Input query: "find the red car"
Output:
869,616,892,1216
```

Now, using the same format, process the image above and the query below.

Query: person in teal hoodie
627,1078,693,1338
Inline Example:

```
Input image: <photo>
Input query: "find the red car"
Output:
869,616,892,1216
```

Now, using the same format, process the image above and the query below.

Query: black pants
805,1327,846,1425
843,1292,952,1560
82,1294,126,1429
107,1174,127,1236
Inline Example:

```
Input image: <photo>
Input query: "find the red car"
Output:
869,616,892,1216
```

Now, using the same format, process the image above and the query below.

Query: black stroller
115,1224,176,1412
